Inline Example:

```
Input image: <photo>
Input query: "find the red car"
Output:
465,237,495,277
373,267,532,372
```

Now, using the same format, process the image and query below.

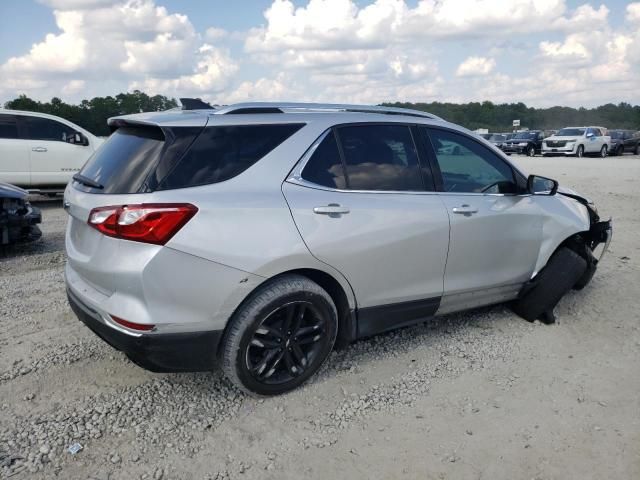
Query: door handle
452,204,478,215
32,147,47,152
313,204,350,216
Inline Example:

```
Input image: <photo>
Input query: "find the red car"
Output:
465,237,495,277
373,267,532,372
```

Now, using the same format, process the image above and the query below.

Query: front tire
599,145,607,158
222,275,338,396
512,247,586,323
527,144,536,157
576,145,584,158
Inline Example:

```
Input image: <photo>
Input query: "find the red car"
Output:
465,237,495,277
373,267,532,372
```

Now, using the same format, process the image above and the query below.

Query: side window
425,128,516,194
301,132,347,189
157,123,304,190
336,125,423,191
0,115,19,139
23,116,77,142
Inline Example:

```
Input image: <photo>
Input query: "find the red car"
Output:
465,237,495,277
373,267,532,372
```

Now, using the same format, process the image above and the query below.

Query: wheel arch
217,267,357,356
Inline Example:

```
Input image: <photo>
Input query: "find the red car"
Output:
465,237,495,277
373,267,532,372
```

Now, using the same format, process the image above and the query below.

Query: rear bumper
67,288,223,372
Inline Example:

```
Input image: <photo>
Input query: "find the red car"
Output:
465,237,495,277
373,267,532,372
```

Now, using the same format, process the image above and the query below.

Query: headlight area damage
0,182,42,246
558,190,612,288
513,190,612,325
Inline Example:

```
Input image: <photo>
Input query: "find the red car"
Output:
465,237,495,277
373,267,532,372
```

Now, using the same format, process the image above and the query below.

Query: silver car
64,102,612,396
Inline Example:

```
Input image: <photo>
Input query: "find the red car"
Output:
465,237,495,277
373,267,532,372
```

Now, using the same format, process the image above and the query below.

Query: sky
0,0,638,108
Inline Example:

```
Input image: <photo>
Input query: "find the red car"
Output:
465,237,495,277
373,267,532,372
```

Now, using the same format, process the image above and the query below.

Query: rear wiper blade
72,174,103,190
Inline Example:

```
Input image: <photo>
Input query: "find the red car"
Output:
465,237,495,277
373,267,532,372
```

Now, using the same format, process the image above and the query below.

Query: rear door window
301,132,347,189
0,115,18,139
336,124,423,191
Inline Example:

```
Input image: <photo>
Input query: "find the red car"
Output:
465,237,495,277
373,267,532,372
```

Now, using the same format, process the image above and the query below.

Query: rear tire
512,247,587,323
222,274,338,396
634,144,639,155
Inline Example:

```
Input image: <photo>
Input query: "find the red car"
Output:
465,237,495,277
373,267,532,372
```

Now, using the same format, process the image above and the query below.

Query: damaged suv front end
557,188,612,288
0,182,42,246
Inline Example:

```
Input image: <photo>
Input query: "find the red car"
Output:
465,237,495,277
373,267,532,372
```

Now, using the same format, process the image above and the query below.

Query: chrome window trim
287,127,526,197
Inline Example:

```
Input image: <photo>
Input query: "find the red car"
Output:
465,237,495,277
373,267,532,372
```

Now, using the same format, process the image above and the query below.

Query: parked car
64,101,612,396
608,129,640,156
0,109,103,193
0,182,41,246
542,127,611,157
501,130,545,156
487,133,508,149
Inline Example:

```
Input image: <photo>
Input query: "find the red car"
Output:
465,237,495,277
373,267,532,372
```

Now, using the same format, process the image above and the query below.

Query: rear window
157,124,304,191
76,123,303,194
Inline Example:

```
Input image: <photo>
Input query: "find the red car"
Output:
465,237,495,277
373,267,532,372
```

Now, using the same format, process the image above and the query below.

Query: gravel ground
1,155,639,479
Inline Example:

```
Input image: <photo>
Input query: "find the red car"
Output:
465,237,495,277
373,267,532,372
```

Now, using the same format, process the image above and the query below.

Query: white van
0,109,103,192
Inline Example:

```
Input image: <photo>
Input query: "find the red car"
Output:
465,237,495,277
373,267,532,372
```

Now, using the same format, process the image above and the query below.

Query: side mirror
527,175,558,195
586,132,594,138
72,132,89,146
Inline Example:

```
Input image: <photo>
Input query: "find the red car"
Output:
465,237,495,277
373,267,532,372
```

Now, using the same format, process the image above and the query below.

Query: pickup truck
542,126,611,158
0,109,103,193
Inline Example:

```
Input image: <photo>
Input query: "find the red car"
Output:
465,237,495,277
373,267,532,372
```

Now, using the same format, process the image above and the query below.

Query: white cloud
2,0,640,108
455,56,496,77
130,45,238,96
3,11,87,74
205,27,228,41
245,0,610,53
627,3,640,22
1,0,237,101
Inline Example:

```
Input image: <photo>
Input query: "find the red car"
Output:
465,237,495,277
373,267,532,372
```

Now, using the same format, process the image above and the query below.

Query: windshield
478,133,491,139
513,132,535,140
557,128,585,136
609,131,623,139
489,134,506,141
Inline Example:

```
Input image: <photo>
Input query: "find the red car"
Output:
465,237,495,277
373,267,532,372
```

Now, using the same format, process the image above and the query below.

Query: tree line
3,92,639,135
3,91,178,136
384,101,640,132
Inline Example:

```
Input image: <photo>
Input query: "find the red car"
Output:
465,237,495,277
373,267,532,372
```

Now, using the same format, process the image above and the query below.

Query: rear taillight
111,315,155,332
88,203,198,245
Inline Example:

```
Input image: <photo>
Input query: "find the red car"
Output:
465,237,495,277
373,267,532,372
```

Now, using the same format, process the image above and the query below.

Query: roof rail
180,98,215,110
213,102,442,120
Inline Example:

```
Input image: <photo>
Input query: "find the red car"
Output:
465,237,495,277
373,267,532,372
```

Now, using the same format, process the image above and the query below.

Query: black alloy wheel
222,274,338,396
245,301,329,385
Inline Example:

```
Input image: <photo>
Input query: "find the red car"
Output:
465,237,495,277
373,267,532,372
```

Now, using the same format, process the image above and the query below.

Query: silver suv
64,102,612,396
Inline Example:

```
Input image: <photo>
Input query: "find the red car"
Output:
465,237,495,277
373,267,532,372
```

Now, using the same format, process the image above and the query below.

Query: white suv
542,126,610,158
0,109,102,192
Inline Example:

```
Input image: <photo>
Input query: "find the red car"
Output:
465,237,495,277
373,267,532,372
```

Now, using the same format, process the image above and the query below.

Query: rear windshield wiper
73,174,104,190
